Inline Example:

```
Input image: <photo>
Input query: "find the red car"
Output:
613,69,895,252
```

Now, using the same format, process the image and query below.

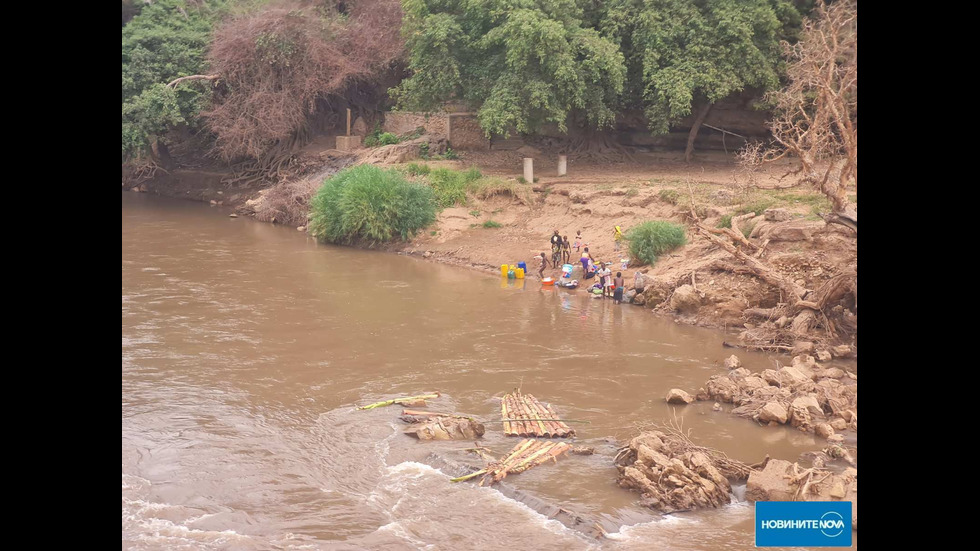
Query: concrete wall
383,111,489,150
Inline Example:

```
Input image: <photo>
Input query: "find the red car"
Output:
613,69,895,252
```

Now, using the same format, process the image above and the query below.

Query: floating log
477,439,573,486
357,392,441,410
500,390,575,437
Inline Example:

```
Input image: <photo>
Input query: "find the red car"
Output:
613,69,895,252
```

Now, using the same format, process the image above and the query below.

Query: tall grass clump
626,221,687,265
470,177,534,205
308,165,436,246
428,167,482,207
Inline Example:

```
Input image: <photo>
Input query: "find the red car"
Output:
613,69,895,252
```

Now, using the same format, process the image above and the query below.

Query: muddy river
122,193,855,549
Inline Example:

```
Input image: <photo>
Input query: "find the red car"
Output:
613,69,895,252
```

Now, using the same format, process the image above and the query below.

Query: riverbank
124,144,857,357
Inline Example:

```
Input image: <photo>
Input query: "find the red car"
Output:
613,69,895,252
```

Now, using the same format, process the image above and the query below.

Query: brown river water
122,193,856,550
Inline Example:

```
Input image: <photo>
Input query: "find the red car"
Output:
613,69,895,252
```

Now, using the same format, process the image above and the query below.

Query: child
613,225,624,252
538,252,550,279
613,272,625,303
573,230,583,252
580,247,593,277
561,235,571,263
598,262,608,296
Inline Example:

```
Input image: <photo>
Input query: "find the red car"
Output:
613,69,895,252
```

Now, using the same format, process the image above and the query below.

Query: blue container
517,261,527,274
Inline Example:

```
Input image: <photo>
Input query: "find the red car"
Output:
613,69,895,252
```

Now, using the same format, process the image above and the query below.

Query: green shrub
626,221,687,265
364,123,383,147
377,132,399,145
441,147,459,160
406,162,431,176
308,165,436,246
428,167,482,207
482,220,502,228
469,210,481,217
659,189,680,204
419,142,430,159
717,214,732,228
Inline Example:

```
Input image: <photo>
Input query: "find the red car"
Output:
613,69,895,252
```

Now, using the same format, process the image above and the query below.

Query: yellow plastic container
501,264,509,277
515,268,524,279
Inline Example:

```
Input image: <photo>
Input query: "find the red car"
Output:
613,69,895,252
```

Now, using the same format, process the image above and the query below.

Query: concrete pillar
558,155,567,176
523,157,534,183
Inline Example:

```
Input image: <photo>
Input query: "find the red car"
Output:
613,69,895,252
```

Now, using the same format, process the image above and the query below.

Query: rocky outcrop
695,355,857,440
616,430,748,514
723,354,741,370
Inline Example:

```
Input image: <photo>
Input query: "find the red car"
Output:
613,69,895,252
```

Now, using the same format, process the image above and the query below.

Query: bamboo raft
452,439,573,486
501,390,575,437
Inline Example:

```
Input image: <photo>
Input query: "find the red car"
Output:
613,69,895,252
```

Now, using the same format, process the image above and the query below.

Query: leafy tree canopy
122,0,229,160
603,0,799,135
391,0,627,137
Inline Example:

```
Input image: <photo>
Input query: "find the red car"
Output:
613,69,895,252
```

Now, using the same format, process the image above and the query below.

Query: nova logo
756,501,852,547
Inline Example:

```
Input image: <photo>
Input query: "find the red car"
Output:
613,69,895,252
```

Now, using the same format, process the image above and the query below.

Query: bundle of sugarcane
478,439,572,486
356,392,441,410
501,389,575,437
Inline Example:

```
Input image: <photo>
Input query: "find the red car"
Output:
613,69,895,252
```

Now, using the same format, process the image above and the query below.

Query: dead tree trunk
685,102,713,163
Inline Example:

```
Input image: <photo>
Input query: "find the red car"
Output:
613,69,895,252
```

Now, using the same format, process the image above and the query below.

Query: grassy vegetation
734,198,776,216
308,165,436,246
717,214,732,229
626,221,687,265
659,189,680,204
482,220,502,228
428,167,483,207
405,163,431,176
469,210,481,217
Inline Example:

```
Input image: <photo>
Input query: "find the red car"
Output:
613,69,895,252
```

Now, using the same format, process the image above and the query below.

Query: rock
815,423,835,438
826,434,845,445
624,289,637,303
746,459,798,502
833,344,854,358
229,213,238,218
516,145,542,157
820,367,846,379
828,479,846,499
705,376,740,403
297,226,306,232
423,251,433,258
830,418,848,431
761,369,781,386
723,355,741,370
728,367,751,380
712,402,722,412
775,315,789,328
758,402,788,424
791,341,815,355
695,387,710,401
741,376,767,391
788,405,811,429
670,285,701,314
816,349,833,362
632,292,646,306
778,366,810,386
764,208,792,221
762,222,814,242
791,354,816,370
666,389,695,405
791,395,823,417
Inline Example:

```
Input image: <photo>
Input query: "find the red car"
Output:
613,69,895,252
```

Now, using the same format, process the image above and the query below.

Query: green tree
121,0,229,163
391,0,626,137
603,0,799,162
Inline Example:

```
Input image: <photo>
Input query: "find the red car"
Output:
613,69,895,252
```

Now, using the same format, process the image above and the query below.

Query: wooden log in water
526,395,559,436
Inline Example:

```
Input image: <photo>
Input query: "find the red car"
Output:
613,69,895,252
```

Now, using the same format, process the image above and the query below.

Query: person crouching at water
538,252,550,278
614,272,625,303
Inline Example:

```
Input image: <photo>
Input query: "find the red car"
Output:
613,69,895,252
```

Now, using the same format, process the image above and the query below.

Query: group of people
537,228,627,304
